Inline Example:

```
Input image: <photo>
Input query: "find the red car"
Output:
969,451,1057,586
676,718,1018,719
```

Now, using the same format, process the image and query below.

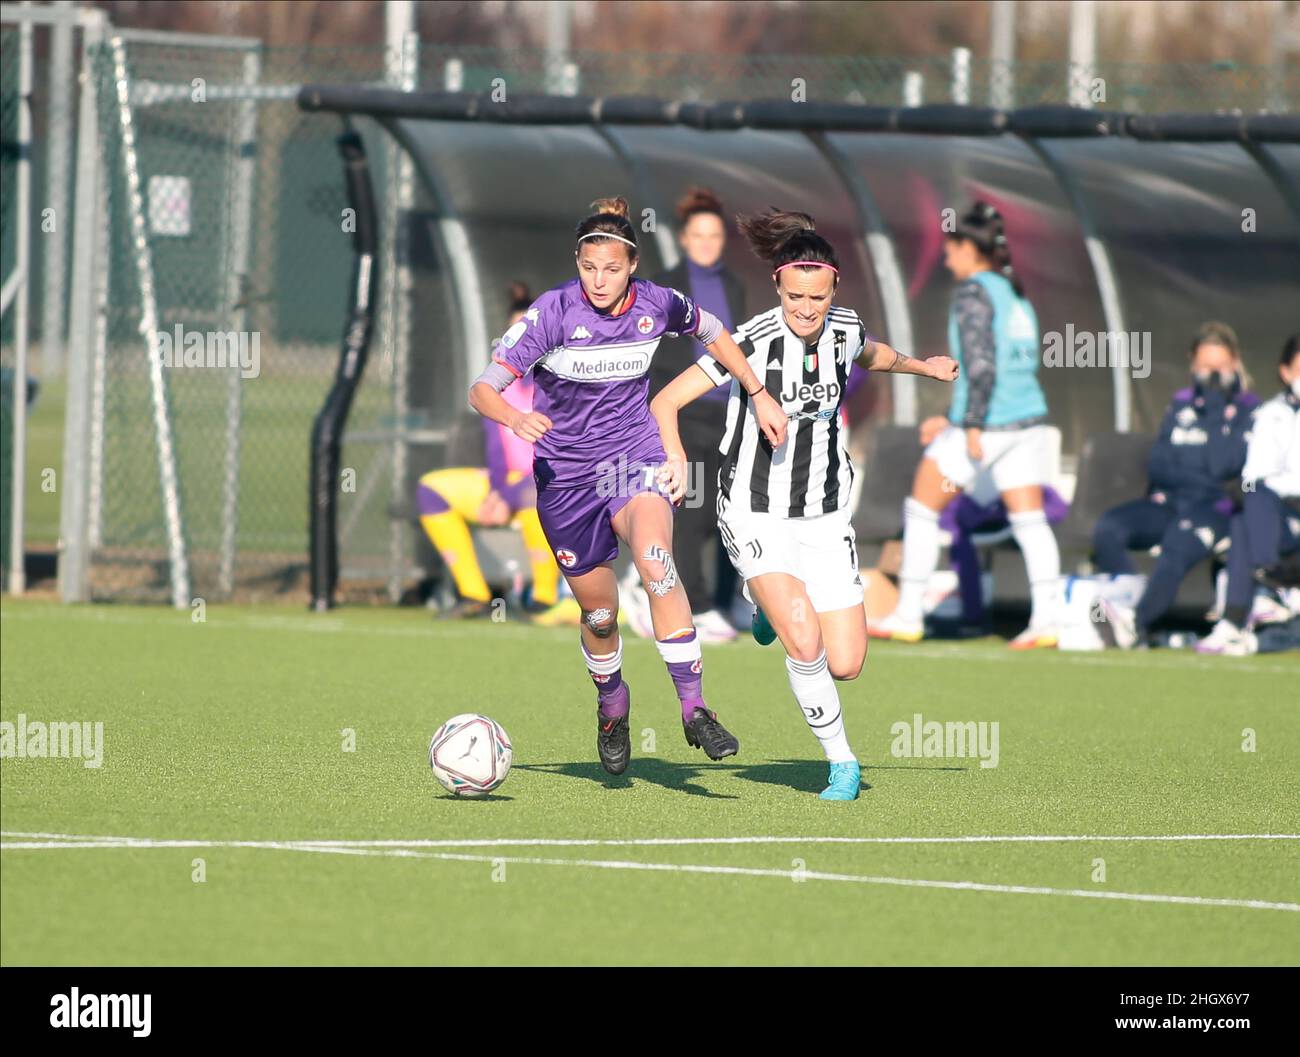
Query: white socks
1009,508,1061,629
786,651,855,763
896,497,940,625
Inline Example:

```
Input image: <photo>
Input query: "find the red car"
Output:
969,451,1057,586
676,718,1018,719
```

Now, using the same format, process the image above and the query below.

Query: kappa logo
571,325,592,340
637,315,655,335
525,307,540,325
555,548,578,568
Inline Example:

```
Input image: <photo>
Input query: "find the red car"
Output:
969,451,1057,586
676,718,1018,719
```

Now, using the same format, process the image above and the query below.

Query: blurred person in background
1094,322,1258,649
1197,334,1300,655
641,186,747,643
871,201,1062,649
418,282,577,625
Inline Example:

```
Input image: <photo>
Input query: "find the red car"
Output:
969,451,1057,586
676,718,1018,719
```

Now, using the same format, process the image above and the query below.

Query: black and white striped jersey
696,305,869,519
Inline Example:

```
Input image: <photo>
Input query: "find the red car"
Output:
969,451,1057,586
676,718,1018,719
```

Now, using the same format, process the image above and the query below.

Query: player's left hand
966,428,984,462
657,452,689,505
926,356,960,382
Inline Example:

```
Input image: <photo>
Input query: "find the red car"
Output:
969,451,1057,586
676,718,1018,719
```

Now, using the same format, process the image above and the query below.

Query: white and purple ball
429,713,512,797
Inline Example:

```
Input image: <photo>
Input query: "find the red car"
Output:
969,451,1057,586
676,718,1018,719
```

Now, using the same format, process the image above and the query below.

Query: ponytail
575,196,638,257
953,201,1023,296
736,207,839,281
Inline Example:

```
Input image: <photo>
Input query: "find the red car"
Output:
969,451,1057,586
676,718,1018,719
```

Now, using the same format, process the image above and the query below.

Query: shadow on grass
521,754,968,797
516,759,737,799
433,793,516,802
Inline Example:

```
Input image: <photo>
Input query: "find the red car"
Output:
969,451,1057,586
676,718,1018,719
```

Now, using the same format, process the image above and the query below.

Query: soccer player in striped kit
469,197,789,777
652,209,958,799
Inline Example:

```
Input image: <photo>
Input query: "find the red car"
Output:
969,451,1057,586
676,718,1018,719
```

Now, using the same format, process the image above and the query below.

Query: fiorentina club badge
556,548,577,568
637,315,654,335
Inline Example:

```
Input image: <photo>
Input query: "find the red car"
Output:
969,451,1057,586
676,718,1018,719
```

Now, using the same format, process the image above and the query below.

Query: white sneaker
1195,619,1256,656
618,567,655,640
1250,591,1293,628
1008,625,1059,650
693,608,738,643
1098,598,1139,649
867,612,924,643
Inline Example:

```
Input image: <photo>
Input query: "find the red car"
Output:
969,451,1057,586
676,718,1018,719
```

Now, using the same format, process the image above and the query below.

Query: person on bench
1093,322,1259,648
418,283,573,624
1197,334,1300,655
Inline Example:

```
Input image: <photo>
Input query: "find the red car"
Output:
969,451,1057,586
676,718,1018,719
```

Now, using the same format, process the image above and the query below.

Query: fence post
107,33,191,608
951,46,971,105
59,6,107,603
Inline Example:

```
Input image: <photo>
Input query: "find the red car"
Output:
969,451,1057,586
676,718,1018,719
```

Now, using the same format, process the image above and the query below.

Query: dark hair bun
676,186,724,224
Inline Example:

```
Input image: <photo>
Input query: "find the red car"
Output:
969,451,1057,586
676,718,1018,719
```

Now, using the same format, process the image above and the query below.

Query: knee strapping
583,608,617,637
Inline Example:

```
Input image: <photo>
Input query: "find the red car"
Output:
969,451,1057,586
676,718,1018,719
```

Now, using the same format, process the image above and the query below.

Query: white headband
578,231,638,250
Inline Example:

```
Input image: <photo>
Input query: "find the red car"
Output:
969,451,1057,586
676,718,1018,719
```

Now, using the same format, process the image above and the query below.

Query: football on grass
429,713,512,796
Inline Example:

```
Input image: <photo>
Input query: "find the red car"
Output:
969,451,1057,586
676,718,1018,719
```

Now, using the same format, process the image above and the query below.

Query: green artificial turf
1,598,1297,965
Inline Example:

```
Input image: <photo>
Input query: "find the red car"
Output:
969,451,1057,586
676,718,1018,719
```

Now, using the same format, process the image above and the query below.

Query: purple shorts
538,455,674,577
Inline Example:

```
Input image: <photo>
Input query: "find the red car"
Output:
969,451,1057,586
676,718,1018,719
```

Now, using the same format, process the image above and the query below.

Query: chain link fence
420,44,1297,113
2,27,1296,605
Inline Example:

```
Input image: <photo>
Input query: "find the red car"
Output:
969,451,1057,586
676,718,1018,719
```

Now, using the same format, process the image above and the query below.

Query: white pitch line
0,830,153,842
4,832,1299,851
206,843,1300,913
5,833,1295,912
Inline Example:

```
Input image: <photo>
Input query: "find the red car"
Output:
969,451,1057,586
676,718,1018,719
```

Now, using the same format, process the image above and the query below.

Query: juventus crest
833,328,849,365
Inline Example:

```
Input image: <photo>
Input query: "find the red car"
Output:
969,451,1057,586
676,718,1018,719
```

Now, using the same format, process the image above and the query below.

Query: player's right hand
753,389,788,448
919,415,950,446
511,411,552,443
657,451,689,505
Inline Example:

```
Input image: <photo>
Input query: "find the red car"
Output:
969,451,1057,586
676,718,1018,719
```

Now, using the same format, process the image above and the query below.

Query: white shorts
717,496,864,613
926,424,1050,505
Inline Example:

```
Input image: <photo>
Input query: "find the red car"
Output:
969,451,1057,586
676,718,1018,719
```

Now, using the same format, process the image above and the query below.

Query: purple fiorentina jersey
492,277,701,489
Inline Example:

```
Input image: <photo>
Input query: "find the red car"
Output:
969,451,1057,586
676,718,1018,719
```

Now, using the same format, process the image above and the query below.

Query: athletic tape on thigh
642,544,678,597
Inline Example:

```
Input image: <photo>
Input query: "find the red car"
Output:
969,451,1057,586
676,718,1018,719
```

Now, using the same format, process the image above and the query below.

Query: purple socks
655,629,706,722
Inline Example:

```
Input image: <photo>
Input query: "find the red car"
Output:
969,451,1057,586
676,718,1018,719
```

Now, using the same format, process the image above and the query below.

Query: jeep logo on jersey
555,548,578,568
780,380,841,405
637,315,655,334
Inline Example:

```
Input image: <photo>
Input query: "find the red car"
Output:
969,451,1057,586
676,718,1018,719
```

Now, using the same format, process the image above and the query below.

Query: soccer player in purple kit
469,197,789,776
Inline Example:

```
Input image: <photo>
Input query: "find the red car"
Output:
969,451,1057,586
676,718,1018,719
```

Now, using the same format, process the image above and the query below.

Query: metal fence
419,44,1297,113
1,15,1296,606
